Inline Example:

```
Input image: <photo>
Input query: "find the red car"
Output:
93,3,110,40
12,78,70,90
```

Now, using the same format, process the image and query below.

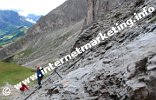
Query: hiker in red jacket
20,83,29,94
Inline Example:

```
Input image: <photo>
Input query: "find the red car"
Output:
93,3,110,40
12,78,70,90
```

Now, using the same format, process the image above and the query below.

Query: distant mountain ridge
25,14,41,23
0,10,41,46
0,10,32,33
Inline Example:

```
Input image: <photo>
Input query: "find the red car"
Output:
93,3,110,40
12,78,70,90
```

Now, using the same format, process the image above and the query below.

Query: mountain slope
0,61,34,86
0,10,33,46
0,0,88,65
10,0,156,100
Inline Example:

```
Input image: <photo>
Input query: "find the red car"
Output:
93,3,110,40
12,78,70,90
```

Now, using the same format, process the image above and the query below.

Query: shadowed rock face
85,0,143,26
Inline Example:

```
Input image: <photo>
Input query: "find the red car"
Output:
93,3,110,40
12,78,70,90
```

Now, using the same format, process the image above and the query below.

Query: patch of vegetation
0,26,29,46
149,16,156,23
18,48,35,57
0,42,6,46
0,61,34,86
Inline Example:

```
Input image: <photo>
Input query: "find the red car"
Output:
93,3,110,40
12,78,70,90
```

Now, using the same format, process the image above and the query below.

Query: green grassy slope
0,26,29,46
0,62,34,86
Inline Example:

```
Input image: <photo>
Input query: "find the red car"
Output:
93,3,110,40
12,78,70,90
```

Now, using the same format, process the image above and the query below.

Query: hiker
36,66,44,88
20,83,29,95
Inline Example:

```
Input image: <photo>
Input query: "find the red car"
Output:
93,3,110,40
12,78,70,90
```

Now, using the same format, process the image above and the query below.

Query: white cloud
0,0,66,16
25,18,36,23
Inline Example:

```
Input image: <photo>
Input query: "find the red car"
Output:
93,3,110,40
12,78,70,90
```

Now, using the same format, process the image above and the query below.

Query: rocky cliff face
85,0,128,25
7,0,156,99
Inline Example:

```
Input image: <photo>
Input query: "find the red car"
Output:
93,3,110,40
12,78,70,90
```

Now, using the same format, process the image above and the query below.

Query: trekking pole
54,68,63,79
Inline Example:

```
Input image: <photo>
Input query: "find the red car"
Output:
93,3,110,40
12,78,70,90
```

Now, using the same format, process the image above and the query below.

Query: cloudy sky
0,0,66,16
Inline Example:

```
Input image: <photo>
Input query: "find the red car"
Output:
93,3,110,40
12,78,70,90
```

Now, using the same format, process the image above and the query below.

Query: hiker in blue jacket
36,66,44,88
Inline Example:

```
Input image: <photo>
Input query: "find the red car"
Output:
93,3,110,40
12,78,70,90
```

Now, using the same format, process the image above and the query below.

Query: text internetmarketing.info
14,6,155,90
